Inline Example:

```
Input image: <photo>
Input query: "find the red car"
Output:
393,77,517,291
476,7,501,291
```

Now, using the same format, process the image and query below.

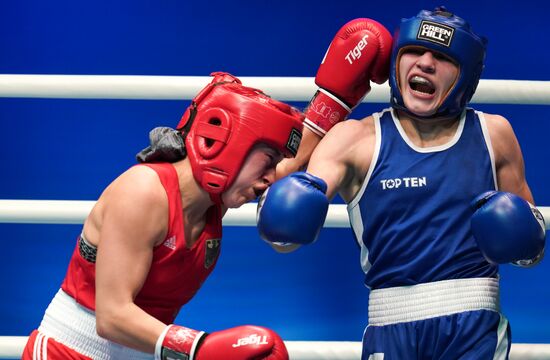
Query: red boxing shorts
22,330,92,360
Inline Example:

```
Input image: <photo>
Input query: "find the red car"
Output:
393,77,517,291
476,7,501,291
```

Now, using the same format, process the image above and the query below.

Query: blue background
1,0,549,347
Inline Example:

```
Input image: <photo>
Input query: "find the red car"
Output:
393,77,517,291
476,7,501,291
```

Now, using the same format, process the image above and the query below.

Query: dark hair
136,127,187,163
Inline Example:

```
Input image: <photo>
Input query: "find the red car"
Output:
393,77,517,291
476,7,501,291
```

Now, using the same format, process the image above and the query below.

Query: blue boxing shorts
362,278,511,360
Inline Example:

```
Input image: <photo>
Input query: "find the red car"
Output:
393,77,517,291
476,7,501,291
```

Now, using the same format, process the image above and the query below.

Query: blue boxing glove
257,172,329,246
471,191,546,267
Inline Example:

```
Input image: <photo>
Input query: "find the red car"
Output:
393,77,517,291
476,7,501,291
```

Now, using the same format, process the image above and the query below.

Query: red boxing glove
305,18,392,137
155,324,289,360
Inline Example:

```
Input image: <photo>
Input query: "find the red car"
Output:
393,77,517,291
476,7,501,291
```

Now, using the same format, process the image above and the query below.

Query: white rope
0,200,96,224
0,200,350,227
0,200,548,229
0,74,313,101
1,75,550,104
284,342,550,360
0,337,26,359
0,337,548,359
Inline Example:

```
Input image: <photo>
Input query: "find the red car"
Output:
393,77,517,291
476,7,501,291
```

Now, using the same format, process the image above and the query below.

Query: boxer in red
22,72,303,360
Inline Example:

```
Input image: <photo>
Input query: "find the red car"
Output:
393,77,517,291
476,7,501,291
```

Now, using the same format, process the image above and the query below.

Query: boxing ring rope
0,200,550,230
2,75,550,359
0,337,549,360
1,74,550,104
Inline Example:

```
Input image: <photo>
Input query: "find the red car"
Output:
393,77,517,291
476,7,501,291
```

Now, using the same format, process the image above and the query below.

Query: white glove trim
154,325,172,360
318,88,352,112
304,119,328,137
155,324,206,360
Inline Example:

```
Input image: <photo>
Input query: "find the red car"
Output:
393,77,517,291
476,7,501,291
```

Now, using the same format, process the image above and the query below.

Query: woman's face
397,47,459,117
221,144,283,208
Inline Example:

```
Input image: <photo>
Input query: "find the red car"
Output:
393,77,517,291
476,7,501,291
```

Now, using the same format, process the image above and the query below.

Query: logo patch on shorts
417,20,454,47
204,238,221,269
286,128,302,156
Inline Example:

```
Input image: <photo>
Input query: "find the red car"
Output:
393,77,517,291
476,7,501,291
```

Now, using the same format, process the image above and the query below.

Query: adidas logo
163,236,176,250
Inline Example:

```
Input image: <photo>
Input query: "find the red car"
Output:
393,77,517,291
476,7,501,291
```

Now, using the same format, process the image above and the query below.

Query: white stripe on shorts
33,332,48,360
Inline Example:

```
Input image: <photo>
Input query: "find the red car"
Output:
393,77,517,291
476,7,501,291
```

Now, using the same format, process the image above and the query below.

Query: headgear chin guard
177,72,304,204
389,7,487,119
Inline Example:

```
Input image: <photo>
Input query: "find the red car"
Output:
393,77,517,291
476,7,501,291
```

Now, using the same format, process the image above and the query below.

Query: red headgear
177,72,304,204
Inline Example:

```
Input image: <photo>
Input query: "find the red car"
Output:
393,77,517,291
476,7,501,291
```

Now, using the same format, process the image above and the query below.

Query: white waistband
368,277,500,326
38,289,153,360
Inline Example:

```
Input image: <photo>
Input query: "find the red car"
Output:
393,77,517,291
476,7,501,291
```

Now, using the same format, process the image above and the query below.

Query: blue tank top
348,108,498,290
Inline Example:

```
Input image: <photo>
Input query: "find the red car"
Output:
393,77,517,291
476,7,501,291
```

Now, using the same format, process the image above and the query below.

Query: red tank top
61,163,223,324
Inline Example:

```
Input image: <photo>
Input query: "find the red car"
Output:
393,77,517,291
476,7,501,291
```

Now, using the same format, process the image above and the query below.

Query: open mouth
409,75,435,95
254,188,266,198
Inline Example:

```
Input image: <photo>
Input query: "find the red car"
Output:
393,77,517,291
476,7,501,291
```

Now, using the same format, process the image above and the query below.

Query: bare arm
307,117,376,201
276,127,323,179
268,117,376,253
94,166,169,353
485,113,534,203
269,127,334,254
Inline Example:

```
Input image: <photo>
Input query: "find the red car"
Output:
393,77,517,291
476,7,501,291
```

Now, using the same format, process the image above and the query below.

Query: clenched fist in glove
257,172,329,247
305,18,393,137
155,324,288,360
471,191,546,267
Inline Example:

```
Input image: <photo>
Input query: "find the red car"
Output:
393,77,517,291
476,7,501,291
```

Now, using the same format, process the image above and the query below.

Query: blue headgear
389,7,487,119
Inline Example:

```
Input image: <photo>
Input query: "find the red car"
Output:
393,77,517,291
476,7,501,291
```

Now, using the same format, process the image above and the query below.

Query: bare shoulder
308,114,377,201
103,165,166,204
340,115,377,159
481,112,532,199
315,115,376,158
483,112,515,137
87,165,168,245
328,115,376,140
482,112,519,156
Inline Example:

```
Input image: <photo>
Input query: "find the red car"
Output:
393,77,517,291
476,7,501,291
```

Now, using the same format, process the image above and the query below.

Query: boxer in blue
259,7,546,359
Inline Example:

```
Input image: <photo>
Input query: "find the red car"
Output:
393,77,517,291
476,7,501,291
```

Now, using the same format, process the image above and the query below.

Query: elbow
95,307,122,340
95,314,113,339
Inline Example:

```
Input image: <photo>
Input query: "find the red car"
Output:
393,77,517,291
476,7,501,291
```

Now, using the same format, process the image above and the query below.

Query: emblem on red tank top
205,238,221,269
163,235,177,250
